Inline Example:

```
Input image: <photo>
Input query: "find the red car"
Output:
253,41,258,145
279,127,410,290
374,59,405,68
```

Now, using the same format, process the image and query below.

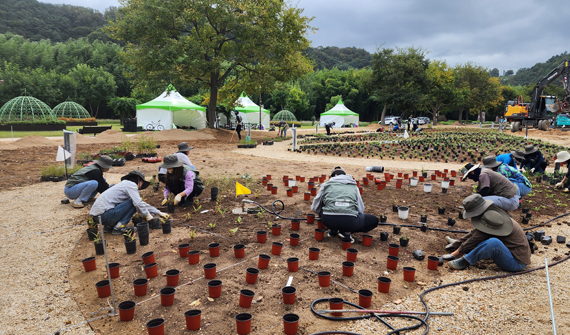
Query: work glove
555,182,563,189
161,198,168,206
530,168,535,173
145,213,154,222
158,212,169,219
174,194,183,205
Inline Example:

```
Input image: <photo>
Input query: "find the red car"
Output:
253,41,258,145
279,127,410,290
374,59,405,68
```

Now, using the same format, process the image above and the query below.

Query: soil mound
13,135,58,148
132,128,216,142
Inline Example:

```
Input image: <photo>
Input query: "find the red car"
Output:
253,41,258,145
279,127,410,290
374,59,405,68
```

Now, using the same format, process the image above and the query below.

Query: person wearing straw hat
521,145,547,175
554,150,570,193
460,162,520,211
90,170,168,235
444,194,530,272
158,142,195,183
496,150,525,170
311,166,379,243
64,155,114,208
482,156,532,198
160,154,204,207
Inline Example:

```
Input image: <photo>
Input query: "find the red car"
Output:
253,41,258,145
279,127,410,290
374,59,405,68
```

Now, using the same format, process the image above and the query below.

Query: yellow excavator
506,60,570,132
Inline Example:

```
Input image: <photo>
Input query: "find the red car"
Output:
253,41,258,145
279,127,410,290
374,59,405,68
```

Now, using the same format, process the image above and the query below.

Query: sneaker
448,256,470,270
442,253,456,261
103,225,113,233
445,243,457,252
112,225,137,235
72,199,84,208
563,188,569,193
327,230,338,238
339,232,355,243
445,236,457,244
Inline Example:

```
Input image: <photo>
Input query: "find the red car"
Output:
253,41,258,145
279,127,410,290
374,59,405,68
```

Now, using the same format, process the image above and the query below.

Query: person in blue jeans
64,156,113,208
443,194,531,272
89,170,169,235
482,156,532,198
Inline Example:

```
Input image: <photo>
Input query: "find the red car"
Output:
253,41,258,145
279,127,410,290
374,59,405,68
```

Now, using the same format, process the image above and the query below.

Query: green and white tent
231,92,271,129
136,85,207,130
319,98,359,127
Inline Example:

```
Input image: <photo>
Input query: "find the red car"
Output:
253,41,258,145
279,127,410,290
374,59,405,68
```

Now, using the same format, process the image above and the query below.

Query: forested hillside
0,0,108,42
305,46,372,70
501,52,570,86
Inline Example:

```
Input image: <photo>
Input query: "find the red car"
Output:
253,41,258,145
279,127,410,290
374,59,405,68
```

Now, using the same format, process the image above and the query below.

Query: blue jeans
483,194,519,211
64,180,98,202
513,182,531,197
95,199,136,227
464,238,527,272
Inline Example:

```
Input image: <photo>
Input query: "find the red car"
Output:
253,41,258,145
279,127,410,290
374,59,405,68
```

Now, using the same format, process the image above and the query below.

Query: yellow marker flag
236,182,251,198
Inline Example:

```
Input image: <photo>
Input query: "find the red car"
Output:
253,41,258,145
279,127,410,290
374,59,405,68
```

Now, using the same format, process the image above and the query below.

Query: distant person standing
234,111,242,141
279,121,289,137
325,122,335,135
407,116,412,131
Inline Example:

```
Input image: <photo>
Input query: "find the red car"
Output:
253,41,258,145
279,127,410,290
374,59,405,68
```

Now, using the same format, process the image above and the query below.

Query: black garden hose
243,199,305,220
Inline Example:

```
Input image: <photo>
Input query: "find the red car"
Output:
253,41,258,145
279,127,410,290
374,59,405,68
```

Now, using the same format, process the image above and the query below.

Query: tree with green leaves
68,64,117,117
370,47,429,125
108,97,140,122
424,60,455,125
108,0,314,128
458,63,503,122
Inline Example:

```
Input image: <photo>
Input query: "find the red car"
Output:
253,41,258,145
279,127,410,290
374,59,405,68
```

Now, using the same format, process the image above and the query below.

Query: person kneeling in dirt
160,154,204,207
443,194,530,272
461,162,519,211
554,150,570,193
482,156,532,199
496,150,525,170
158,142,195,183
311,166,378,243
90,170,168,235
64,155,113,208
521,145,548,175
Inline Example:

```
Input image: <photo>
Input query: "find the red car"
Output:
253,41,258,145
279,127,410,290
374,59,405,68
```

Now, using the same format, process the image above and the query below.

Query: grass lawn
0,121,143,138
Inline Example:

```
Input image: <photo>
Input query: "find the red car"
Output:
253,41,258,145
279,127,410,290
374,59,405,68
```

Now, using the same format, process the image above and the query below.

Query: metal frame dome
53,101,91,119
0,95,55,122
272,110,298,122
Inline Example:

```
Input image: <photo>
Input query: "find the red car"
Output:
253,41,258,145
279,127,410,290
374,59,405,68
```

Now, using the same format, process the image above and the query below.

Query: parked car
379,116,402,125
418,117,430,125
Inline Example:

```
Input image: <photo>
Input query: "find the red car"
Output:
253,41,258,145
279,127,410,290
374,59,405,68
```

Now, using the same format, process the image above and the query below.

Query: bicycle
146,120,164,131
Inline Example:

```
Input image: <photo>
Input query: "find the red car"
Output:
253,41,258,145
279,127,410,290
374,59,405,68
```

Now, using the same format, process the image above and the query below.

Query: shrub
136,134,157,154
58,117,97,123
270,121,301,127
41,164,82,177
2,118,65,125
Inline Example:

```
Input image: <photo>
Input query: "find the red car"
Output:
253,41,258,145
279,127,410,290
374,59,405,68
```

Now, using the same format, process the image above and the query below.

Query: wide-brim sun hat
511,150,525,160
96,155,114,169
460,163,480,181
555,150,570,163
177,142,194,152
482,156,501,169
471,205,513,237
524,145,538,155
160,154,183,169
462,193,494,219
330,166,346,177
121,170,150,190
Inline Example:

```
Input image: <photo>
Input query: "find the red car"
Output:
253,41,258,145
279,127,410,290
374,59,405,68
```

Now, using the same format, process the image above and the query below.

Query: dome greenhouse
0,95,55,122
271,110,298,122
53,101,91,119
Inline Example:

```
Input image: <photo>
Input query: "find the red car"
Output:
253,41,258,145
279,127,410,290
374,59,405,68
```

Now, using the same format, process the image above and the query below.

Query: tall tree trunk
380,103,388,126
207,71,219,129
458,107,463,124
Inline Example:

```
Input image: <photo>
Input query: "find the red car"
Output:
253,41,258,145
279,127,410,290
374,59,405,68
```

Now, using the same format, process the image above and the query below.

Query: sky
40,0,570,73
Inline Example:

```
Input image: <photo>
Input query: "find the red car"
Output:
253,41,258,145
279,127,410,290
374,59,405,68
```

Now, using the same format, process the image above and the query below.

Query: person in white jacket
311,166,379,242
90,170,168,235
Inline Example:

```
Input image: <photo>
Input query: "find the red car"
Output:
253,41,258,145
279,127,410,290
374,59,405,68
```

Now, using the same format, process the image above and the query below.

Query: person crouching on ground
160,154,204,207
64,155,113,208
554,150,570,193
90,170,168,235
443,194,530,272
482,156,532,199
311,166,379,243
158,142,195,183
461,162,520,211
521,145,548,175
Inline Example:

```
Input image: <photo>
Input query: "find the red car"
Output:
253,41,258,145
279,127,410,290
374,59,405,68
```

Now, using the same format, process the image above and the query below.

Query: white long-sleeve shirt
90,180,159,217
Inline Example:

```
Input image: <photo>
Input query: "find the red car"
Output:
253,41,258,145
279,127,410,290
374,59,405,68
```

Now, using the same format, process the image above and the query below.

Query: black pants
236,125,242,140
179,188,203,207
325,125,331,135
321,212,378,234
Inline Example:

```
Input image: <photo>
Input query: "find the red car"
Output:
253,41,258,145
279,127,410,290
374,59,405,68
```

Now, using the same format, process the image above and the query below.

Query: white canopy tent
319,98,359,127
234,92,271,129
136,85,207,130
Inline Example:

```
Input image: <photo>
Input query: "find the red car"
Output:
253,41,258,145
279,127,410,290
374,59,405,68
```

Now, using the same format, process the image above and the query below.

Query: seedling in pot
93,232,102,244
87,216,98,230
124,229,136,242
184,212,192,221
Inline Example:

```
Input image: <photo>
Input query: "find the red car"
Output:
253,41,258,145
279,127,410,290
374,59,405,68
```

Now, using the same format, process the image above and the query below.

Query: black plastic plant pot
380,232,389,241
87,228,97,241
522,208,530,214
528,241,536,254
447,218,456,226
380,215,387,223
458,211,464,220
392,226,401,235
438,207,446,215
420,215,427,223
211,187,219,202
167,204,175,213
149,219,161,230
138,233,149,246
526,232,535,242
557,236,566,244
412,250,424,260
534,230,545,241
442,188,448,194
541,236,552,245
162,221,172,234
525,213,532,219
125,240,137,254
399,238,409,247
94,241,105,255
392,204,398,213
420,223,427,232
522,217,529,224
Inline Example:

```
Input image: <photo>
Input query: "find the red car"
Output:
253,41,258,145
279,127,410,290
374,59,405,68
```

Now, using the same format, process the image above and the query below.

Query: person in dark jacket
64,156,113,208
234,111,242,141
324,122,336,135
521,145,547,174
460,162,519,211
160,155,204,207
443,194,531,272
311,166,378,243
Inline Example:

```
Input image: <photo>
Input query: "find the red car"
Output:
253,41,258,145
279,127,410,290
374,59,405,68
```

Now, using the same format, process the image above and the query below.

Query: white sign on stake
56,145,71,162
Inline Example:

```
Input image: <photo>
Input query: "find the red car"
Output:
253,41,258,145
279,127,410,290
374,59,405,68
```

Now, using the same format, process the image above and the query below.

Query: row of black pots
237,144,257,148
40,175,67,182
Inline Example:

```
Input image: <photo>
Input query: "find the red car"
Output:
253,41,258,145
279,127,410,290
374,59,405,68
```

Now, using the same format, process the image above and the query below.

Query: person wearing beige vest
460,163,519,211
